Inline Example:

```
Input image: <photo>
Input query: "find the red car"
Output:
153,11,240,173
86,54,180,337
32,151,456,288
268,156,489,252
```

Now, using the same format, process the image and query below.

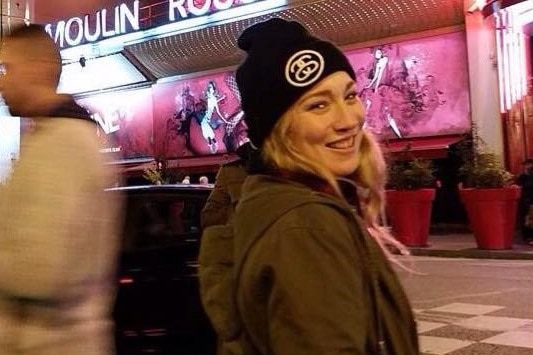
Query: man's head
0,24,62,117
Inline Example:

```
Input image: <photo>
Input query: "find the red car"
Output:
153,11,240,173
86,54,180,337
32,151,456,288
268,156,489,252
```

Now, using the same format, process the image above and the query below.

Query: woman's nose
333,102,364,132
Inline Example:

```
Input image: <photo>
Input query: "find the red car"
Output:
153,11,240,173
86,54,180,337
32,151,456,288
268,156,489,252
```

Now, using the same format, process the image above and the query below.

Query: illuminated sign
45,0,262,48
45,1,140,48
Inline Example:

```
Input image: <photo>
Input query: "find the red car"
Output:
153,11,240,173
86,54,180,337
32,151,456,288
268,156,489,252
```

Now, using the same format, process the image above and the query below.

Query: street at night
397,256,533,354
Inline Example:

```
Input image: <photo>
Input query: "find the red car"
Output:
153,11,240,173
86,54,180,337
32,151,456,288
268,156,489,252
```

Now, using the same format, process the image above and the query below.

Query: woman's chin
330,165,359,179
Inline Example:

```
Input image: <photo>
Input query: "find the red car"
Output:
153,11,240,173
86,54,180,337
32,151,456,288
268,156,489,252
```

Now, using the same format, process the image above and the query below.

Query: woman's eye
307,101,328,111
346,91,358,101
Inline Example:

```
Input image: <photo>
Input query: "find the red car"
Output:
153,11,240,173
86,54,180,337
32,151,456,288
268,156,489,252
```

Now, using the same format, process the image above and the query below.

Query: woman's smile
326,135,356,150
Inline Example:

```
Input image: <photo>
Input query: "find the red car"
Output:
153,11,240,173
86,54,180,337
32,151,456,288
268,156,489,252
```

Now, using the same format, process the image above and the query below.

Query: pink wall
152,72,244,159
347,31,471,139
73,31,472,161
77,88,154,160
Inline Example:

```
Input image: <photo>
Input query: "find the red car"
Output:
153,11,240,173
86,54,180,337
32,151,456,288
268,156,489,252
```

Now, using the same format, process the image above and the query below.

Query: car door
113,187,216,355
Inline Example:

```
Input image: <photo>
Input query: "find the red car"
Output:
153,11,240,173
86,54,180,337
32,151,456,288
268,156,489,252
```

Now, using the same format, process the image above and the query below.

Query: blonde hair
262,110,410,259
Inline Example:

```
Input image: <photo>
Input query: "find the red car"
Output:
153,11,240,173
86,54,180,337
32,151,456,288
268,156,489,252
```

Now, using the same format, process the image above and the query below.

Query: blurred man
0,25,122,355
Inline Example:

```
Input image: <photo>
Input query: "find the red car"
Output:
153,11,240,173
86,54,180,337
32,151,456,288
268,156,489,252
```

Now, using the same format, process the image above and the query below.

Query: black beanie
236,18,356,148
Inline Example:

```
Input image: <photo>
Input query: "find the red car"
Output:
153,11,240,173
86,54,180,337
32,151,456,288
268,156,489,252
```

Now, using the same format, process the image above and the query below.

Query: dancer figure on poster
360,87,403,138
177,86,195,135
365,48,389,92
200,81,228,154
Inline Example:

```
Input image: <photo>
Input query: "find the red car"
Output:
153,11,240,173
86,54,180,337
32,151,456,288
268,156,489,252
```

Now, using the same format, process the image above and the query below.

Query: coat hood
234,175,354,243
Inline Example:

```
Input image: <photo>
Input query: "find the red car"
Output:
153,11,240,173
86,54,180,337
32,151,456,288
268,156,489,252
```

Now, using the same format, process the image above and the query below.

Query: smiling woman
272,72,366,178
199,17,420,355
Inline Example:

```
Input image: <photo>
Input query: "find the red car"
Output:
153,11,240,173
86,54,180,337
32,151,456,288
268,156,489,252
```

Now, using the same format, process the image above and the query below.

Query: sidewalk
408,233,533,260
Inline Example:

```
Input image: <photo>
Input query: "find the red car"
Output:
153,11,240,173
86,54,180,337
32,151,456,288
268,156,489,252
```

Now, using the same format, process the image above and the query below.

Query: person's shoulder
221,157,245,168
48,116,95,130
218,158,248,178
261,200,357,252
46,118,101,153
281,199,352,227
242,176,353,223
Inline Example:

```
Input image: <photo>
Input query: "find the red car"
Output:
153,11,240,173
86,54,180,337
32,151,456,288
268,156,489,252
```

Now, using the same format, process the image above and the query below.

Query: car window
121,193,206,252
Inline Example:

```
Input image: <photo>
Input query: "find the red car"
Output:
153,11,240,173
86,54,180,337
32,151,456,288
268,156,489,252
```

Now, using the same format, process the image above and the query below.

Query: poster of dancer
346,31,470,139
76,88,154,160
153,71,245,158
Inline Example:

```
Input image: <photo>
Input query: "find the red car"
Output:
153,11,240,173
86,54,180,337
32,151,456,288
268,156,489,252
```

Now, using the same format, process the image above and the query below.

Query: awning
51,0,465,80
381,135,463,160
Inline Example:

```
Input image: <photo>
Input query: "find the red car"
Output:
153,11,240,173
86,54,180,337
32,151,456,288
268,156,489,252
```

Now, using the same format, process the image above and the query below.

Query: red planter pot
459,187,521,250
386,189,436,247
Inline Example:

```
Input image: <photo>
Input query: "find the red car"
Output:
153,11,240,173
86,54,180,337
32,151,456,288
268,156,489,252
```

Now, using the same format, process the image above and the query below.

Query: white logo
285,50,324,87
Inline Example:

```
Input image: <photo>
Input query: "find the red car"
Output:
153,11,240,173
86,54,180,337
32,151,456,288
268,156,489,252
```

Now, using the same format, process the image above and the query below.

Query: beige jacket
0,118,122,355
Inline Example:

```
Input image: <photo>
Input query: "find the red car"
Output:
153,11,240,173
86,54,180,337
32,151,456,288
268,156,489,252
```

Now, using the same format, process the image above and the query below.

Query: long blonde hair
262,110,410,259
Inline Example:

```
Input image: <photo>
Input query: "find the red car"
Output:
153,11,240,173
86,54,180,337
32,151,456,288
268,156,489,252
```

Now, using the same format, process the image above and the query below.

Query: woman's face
286,71,365,178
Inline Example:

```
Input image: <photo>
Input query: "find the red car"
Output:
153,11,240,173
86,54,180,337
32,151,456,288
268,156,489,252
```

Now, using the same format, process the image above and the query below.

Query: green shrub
456,124,513,188
387,155,436,190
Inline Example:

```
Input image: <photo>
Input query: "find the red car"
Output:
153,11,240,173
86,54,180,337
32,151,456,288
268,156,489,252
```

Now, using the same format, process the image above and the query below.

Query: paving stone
422,324,501,342
417,321,448,334
430,302,505,315
415,302,533,353
419,335,473,355
454,315,533,332
447,342,533,354
416,310,473,324
482,331,533,349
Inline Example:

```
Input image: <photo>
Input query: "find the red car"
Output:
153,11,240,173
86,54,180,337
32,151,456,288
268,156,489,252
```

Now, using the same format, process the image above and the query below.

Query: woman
230,18,419,354
366,48,389,92
199,81,227,153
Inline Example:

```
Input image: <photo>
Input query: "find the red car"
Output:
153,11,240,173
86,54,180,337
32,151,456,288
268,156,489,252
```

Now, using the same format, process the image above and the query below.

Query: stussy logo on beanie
285,50,325,87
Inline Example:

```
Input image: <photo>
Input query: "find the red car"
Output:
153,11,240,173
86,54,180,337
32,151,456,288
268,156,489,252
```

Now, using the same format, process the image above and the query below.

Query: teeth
329,136,354,149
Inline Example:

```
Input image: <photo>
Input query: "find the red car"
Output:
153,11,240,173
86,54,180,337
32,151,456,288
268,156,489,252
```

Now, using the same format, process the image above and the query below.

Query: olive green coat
201,159,248,229
232,175,419,355
200,159,248,355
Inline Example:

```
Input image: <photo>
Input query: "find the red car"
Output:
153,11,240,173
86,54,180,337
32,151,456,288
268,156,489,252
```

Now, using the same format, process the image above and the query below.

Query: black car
108,184,217,355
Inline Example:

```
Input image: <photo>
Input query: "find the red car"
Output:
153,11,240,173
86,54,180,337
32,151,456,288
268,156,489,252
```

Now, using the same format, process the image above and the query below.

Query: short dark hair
8,24,61,62
6,24,62,84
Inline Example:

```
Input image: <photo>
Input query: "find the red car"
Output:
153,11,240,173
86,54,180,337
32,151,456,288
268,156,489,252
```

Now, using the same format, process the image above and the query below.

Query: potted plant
456,126,520,250
141,157,188,185
143,160,167,185
386,150,437,247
